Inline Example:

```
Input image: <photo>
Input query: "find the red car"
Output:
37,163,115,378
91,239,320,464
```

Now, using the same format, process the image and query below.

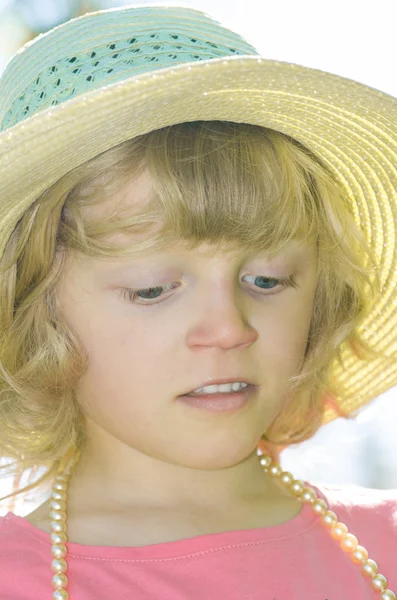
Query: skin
28,170,319,545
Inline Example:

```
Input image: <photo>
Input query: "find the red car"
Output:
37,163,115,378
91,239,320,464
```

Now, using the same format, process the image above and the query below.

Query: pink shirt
1,481,396,599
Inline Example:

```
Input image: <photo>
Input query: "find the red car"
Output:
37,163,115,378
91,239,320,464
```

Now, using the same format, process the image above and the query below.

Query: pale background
0,0,396,515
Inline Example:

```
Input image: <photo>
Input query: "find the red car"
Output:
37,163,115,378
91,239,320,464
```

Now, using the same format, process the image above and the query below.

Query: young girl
0,4,396,600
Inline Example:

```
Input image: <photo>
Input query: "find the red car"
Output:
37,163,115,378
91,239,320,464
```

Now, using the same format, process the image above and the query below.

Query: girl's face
57,170,318,505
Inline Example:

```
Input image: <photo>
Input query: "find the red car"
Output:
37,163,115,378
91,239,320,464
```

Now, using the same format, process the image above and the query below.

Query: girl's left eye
120,275,298,305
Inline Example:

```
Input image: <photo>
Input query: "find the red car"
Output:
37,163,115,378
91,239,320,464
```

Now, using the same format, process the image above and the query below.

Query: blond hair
0,121,383,507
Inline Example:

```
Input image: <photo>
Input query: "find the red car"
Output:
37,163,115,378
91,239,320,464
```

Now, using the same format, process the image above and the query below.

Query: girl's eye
121,282,179,304
120,275,298,305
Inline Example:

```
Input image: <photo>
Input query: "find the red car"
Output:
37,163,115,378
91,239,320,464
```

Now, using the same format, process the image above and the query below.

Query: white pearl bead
372,574,388,592
311,499,328,515
301,487,317,503
50,499,66,511
290,480,304,495
52,573,68,588
259,456,272,468
269,464,282,477
340,533,358,552
53,481,67,491
280,471,293,485
53,589,69,599
331,521,348,539
362,559,379,577
51,543,67,559
51,531,67,544
51,558,67,573
50,510,66,522
381,590,397,599
51,491,63,501
351,545,369,564
322,510,338,527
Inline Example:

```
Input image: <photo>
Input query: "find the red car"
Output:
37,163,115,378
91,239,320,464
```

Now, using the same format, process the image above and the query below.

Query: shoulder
1,500,51,535
310,481,397,548
0,511,23,544
312,481,397,513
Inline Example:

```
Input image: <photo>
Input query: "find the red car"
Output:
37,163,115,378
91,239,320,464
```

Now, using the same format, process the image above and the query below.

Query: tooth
199,384,221,394
192,382,248,394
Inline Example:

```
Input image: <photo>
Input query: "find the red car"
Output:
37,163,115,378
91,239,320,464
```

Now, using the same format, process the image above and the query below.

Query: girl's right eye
121,282,179,304
119,275,298,306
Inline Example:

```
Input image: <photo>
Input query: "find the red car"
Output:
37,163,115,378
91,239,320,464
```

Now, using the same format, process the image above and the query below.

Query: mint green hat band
0,3,397,428
0,6,258,130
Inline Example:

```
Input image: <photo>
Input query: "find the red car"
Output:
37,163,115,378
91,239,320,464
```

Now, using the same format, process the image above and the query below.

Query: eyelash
120,275,298,305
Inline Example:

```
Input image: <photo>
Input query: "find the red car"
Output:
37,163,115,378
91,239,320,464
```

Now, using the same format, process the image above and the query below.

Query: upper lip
181,377,257,395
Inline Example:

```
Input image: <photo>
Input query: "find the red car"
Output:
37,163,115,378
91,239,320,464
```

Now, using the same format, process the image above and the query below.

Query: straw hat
0,4,396,427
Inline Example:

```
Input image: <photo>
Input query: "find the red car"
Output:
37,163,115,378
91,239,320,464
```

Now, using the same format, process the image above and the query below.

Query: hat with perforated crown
0,3,397,429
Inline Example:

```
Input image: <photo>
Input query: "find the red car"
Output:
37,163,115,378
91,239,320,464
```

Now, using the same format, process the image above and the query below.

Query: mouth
176,384,258,413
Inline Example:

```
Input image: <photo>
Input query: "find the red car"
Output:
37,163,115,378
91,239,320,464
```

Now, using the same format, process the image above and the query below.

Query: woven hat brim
1,55,397,425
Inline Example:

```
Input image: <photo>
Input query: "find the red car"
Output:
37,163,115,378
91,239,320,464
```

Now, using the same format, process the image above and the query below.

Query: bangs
74,121,326,259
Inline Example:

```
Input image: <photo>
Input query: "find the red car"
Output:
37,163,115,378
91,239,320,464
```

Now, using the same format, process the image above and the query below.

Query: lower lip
176,385,257,413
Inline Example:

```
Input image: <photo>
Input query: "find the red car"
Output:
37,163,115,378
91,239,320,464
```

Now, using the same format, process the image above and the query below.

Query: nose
186,293,258,350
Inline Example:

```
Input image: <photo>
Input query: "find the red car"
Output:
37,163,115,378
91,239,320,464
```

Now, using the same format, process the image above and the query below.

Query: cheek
74,318,180,447
76,316,174,396
75,333,159,433
259,297,314,374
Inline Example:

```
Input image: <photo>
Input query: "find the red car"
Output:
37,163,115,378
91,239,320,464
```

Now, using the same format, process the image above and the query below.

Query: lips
177,384,257,413
185,385,249,397
181,378,256,396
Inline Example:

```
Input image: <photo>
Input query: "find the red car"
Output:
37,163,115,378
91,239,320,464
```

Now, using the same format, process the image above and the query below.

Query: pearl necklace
49,450,396,600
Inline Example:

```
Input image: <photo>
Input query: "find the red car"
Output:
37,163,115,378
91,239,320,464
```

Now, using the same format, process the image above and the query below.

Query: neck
62,444,289,516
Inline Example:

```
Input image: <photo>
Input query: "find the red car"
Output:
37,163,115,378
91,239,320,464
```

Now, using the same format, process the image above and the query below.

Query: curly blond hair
0,121,382,509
